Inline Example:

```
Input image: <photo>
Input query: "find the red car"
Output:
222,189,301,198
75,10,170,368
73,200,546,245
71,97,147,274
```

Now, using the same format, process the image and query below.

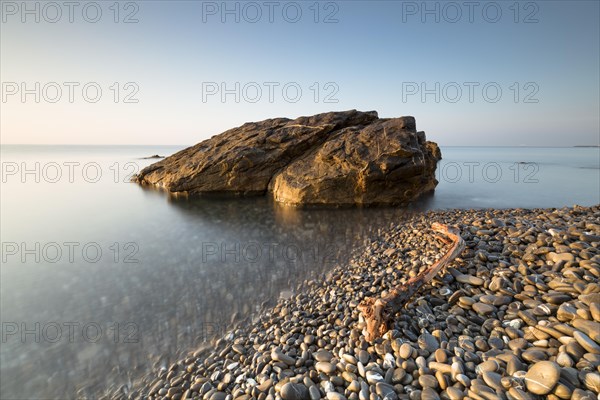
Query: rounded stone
476,360,499,374
482,371,503,391
434,349,447,363
583,372,600,393
272,349,296,365
358,350,369,364
556,352,574,368
375,382,398,400
508,387,533,400
446,387,463,400
421,387,441,400
326,392,347,400
573,331,600,354
524,361,561,395
280,383,310,400
472,302,495,315
347,380,360,392
456,374,470,388
366,370,384,385
419,333,439,352
309,385,321,400
304,335,315,345
522,349,547,363
459,296,475,306
314,350,333,362
391,368,406,384
315,362,336,375
399,343,413,359
419,374,438,389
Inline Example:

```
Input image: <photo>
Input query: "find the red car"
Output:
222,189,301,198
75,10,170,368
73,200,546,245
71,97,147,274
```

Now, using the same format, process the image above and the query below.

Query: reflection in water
2,145,598,399
1,186,414,399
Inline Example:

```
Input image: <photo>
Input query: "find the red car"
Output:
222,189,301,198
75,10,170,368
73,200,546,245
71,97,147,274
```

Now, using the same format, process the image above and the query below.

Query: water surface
1,145,598,399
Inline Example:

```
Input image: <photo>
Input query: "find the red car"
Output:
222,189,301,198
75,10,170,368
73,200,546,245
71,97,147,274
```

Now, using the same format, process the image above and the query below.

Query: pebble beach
130,205,600,400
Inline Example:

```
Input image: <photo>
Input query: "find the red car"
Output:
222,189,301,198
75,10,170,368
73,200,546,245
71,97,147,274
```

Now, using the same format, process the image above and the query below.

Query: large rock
134,110,441,206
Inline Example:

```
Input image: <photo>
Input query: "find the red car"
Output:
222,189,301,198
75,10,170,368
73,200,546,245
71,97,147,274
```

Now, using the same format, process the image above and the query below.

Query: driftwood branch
357,223,465,342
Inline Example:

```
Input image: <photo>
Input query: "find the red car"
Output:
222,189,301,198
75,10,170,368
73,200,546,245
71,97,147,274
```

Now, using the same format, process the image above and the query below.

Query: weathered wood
357,223,465,341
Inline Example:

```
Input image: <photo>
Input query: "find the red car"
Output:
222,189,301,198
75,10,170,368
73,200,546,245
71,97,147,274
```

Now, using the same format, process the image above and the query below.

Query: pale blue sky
1,0,599,145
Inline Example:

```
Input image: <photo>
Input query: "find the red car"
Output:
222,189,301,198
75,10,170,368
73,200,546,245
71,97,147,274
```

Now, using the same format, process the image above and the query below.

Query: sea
0,145,598,399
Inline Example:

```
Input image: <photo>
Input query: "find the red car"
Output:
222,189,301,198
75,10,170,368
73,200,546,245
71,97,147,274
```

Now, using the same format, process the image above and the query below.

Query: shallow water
425,146,600,210
0,145,598,399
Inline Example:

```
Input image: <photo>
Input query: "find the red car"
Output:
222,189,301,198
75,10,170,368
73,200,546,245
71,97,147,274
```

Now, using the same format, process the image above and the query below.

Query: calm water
1,145,598,399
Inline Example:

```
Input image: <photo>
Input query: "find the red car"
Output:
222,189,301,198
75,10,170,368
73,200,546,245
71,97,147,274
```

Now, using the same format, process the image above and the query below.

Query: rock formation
133,110,441,206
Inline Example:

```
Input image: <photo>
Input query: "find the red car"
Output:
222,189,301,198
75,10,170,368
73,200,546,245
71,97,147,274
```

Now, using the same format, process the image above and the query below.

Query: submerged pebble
134,205,600,400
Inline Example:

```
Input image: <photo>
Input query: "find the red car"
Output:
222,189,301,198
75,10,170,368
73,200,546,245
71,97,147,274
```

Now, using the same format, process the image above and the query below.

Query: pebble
574,331,600,354
314,350,333,362
455,273,484,286
280,383,310,400
358,350,369,364
456,374,470,388
366,371,384,385
419,333,439,352
399,343,413,359
136,206,600,400
391,368,406,384
446,387,463,400
232,344,245,354
421,387,441,400
315,362,336,375
434,349,447,363
419,374,438,389
375,382,398,400
508,387,533,400
591,303,600,322
583,372,600,393
524,361,561,395
272,349,295,366
309,385,320,400
476,360,499,374
482,371,503,391
472,302,495,315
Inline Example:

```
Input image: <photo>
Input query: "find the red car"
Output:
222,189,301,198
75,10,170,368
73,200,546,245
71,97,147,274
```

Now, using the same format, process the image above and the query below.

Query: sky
1,0,599,146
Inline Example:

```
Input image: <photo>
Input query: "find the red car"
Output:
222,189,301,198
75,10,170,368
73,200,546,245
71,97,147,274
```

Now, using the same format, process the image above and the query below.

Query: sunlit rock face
134,110,441,206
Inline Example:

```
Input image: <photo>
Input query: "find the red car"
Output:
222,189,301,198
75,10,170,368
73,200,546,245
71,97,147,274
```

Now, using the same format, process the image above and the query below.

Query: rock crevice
134,110,441,206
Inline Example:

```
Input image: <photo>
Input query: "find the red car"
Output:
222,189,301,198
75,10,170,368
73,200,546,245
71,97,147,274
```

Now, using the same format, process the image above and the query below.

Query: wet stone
135,206,600,400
